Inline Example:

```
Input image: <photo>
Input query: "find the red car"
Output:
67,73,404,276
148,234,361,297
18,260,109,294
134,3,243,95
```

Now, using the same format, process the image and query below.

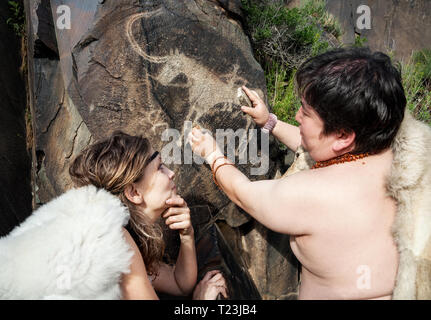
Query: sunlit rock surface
326,0,431,61
26,0,298,299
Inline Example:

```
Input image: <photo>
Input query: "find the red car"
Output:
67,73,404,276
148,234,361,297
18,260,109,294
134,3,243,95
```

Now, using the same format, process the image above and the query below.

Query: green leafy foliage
241,0,342,126
354,33,368,48
6,1,25,37
242,0,430,128
402,49,431,125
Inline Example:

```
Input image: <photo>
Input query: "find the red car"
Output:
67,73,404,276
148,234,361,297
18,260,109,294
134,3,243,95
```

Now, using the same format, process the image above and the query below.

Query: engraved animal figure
125,10,254,130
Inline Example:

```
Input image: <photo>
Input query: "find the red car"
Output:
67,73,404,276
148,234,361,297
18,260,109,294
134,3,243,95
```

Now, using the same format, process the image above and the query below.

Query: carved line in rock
125,9,253,149
126,10,169,64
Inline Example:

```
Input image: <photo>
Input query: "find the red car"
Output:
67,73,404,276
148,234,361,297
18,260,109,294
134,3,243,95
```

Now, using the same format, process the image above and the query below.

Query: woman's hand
163,195,194,237
187,127,223,164
192,270,229,300
240,86,270,127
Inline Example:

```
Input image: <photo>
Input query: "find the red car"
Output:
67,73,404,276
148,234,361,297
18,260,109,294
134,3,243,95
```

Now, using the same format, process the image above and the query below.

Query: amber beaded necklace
311,152,374,169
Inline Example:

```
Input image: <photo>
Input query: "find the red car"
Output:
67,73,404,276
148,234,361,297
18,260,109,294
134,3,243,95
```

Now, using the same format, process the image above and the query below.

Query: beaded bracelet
212,162,235,188
262,113,278,134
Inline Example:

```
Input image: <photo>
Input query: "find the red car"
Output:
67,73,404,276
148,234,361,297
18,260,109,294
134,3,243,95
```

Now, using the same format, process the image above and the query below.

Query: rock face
0,0,32,237
26,0,298,299
326,0,431,61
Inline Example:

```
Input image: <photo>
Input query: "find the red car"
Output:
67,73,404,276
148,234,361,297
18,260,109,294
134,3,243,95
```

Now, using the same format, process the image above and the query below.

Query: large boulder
326,0,431,61
26,0,298,299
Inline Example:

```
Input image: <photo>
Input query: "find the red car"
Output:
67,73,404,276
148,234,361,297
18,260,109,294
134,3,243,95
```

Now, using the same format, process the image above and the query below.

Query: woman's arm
121,228,159,300
240,86,301,152
152,196,198,296
151,236,197,296
173,229,198,295
188,128,318,236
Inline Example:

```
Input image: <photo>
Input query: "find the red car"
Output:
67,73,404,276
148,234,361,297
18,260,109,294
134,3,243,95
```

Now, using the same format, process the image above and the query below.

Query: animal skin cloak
283,110,431,299
0,185,133,299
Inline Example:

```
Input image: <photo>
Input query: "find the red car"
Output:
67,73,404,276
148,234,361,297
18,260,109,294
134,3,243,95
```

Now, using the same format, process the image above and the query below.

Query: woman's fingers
242,86,261,103
187,131,193,145
241,86,255,99
207,272,224,283
191,132,203,142
165,196,187,207
202,270,220,282
193,270,228,300
168,221,191,230
187,130,203,148
209,276,228,299
164,212,190,224
241,105,255,116
218,286,228,299
187,127,217,159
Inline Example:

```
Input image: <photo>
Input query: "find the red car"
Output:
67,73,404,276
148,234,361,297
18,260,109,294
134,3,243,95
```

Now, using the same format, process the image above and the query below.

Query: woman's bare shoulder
122,227,137,246
120,227,159,299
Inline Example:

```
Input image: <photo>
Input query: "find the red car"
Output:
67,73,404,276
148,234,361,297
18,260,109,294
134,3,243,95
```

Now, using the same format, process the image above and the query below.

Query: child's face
133,149,177,222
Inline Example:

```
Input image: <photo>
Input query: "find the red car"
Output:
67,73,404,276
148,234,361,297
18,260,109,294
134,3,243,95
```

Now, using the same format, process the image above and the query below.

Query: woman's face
133,149,177,222
295,97,339,161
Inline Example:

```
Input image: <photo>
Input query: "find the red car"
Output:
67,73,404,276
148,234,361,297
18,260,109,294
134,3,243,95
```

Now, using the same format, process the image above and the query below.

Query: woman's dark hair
296,47,406,154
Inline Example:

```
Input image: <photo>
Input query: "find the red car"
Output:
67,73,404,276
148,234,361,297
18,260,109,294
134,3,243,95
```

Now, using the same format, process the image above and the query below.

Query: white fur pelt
282,110,431,299
0,185,133,300
387,110,431,299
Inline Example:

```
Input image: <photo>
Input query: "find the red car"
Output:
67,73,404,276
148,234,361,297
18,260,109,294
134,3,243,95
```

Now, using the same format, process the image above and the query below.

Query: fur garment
387,111,431,299
282,110,431,299
0,185,133,299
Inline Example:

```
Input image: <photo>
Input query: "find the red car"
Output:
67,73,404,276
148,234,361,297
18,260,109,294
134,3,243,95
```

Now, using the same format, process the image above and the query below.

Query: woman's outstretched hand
187,127,223,165
240,86,270,127
192,270,229,300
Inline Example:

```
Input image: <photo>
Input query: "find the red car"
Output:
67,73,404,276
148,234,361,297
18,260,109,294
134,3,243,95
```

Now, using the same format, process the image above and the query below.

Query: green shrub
242,0,341,72
241,0,341,126
412,49,431,85
271,68,301,127
402,49,431,125
242,1,430,130
6,1,25,37
354,34,368,48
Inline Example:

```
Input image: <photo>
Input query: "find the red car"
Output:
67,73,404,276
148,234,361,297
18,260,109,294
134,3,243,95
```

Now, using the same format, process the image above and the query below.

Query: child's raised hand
240,86,270,127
